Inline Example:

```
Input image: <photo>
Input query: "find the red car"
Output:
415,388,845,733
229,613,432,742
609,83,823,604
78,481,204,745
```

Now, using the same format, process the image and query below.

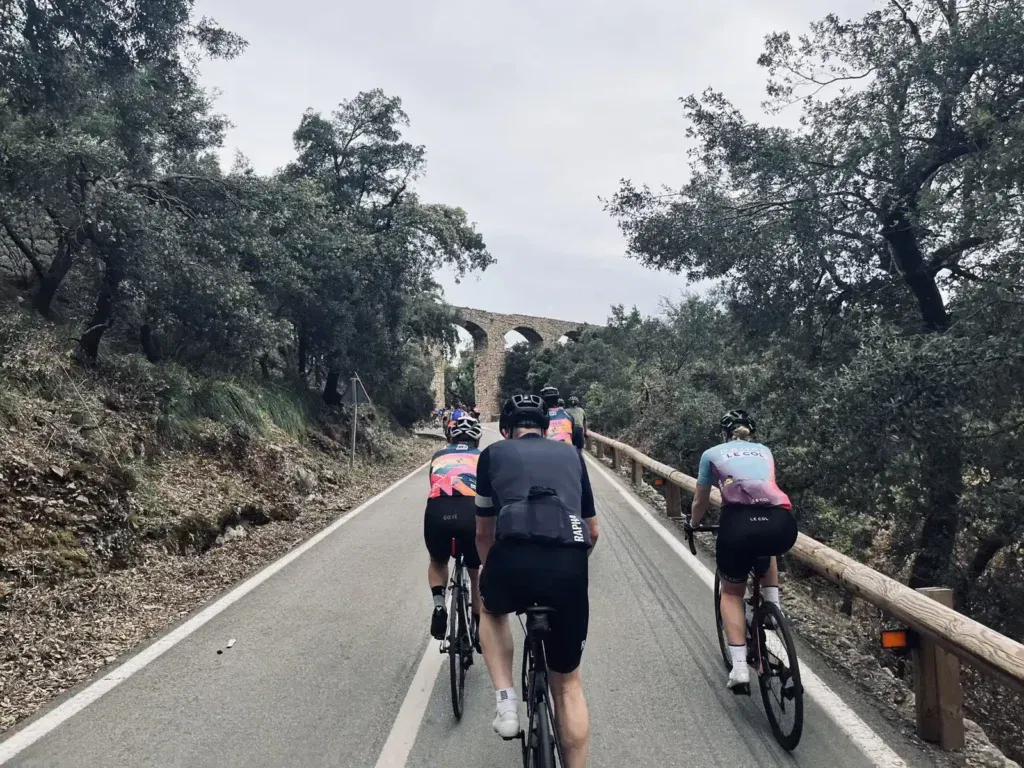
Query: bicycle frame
519,609,564,768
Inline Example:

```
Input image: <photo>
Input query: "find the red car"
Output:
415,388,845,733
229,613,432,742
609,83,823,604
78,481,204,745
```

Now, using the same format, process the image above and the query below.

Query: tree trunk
140,323,160,363
33,241,76,317
323,367,342,405
259,353,271,380
909,436,964,589
77,256,125,365
880,209,950,331
297,324,308,378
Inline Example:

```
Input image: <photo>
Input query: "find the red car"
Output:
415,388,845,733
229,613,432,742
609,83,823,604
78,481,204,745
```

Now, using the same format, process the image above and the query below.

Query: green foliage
0,0,493,427
445,350,475,407
605,0,1024,594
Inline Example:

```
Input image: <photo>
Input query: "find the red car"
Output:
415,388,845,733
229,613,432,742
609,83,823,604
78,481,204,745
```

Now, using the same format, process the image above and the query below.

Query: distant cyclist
565,396,587,444
425,416,484,648
687,409,797,692
475,394,598,766
539,385,582,448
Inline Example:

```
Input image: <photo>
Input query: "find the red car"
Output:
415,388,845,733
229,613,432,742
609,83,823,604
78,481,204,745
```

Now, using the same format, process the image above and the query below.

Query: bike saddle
520,605,556,635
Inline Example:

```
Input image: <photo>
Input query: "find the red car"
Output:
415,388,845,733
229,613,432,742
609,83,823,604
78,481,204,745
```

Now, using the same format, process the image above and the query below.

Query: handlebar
684,523,720,555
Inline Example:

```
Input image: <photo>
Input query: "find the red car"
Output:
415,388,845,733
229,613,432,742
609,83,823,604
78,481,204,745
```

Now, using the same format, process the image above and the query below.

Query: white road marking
373,595,451,768
0,461,431,765
584,453,909,768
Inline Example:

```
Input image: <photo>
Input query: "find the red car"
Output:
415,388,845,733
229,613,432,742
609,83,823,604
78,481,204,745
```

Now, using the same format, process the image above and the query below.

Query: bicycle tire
713,570,732,670
755,601,804,750
535,692,556,768
448,579,466,719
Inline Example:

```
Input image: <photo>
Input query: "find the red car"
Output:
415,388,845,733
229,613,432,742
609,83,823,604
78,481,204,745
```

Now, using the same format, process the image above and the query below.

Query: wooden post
595,441,604,459
630,457,642,487
612,448,622,471
914,587,965,750
585,435,592,452
665,482,683,518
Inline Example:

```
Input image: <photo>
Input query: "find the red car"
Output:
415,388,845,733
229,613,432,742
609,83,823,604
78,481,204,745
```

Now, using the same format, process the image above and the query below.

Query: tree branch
0,215,45,280
928,235,989,272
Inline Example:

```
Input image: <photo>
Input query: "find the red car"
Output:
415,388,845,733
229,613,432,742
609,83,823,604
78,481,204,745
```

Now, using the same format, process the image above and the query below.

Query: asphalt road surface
2,428,940,767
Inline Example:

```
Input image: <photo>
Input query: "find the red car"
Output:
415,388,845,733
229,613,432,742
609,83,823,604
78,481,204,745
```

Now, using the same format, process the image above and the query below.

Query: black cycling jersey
475,433,595,548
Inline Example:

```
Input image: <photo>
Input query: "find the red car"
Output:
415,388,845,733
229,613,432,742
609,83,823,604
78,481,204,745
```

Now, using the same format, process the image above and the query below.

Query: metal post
349,376,357,470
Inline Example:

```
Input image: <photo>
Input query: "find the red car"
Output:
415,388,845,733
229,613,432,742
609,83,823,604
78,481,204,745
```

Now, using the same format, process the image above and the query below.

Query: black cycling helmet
499,394,550,434
539,384,560,408
720,409,756,435
568,396,580,407
449,416,482,443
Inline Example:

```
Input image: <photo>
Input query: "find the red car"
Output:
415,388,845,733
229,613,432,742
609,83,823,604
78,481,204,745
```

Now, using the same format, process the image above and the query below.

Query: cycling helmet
539,384,560,408
499,394,550,433
568,396,580,407
557,398,565,407
449,416,482,443
720,409,756,435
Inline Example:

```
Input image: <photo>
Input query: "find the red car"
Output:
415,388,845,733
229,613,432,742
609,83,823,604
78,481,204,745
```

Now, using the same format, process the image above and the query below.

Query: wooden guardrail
584,430,1024,751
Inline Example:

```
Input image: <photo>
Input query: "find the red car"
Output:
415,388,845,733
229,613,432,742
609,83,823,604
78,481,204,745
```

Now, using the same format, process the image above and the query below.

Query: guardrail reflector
881,628,910,650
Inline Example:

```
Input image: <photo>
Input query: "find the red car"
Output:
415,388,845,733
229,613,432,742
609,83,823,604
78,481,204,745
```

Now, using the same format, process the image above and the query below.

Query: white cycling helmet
449,416,482,443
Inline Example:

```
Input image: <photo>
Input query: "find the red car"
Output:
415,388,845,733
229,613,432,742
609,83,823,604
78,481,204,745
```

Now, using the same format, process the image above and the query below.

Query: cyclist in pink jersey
687,410,797,692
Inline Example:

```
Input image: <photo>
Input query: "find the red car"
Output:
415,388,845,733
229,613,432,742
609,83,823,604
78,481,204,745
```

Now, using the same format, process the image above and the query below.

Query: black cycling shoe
430,605,448,640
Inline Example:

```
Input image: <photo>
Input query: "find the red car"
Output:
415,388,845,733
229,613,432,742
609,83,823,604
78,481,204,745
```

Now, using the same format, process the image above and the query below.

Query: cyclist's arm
474,447,497,565
692,449,713,526
579,452,599,551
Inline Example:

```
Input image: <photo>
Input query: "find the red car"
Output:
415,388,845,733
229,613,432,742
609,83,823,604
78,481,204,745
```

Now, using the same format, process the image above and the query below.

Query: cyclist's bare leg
479,610,514,688
720,577,747,646
759,556,779,587
428,558,449,591
550,669,589,768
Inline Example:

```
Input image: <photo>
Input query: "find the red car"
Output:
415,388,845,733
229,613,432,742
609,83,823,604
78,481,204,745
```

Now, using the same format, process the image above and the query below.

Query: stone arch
510,326,543,347
431,307,588,421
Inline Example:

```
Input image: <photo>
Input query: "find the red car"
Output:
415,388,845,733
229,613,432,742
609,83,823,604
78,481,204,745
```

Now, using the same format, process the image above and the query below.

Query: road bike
517,605,564,768
439,538,474,719
685,523,805,751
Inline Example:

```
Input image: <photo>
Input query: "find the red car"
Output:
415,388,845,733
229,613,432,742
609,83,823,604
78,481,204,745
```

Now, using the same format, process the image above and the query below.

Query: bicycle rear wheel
448,576,468,719
713,570,731,670
755,601,804,750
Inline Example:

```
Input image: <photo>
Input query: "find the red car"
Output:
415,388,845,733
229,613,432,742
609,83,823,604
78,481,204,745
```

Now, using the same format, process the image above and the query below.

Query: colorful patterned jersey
546,407,574,444
428,443,481,498
696,441,792,510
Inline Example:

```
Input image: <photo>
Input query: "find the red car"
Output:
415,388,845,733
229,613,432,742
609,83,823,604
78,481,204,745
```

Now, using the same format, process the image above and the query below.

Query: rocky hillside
0,310,435,731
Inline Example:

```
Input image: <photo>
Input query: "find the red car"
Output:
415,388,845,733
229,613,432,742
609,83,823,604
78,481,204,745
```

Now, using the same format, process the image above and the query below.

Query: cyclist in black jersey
475,394,598,767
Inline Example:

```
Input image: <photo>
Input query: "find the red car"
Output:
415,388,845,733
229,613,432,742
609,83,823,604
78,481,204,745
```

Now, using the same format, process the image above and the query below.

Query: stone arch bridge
432,307,587,420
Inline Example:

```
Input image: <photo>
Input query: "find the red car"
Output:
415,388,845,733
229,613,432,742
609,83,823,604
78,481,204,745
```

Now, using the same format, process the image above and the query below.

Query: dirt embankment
0,314,436,732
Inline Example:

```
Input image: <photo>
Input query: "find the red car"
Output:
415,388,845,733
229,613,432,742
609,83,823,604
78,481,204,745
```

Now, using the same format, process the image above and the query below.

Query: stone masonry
431,307,587,421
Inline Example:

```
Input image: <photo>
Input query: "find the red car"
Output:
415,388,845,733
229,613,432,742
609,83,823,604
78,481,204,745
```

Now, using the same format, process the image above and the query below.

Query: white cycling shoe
493,709,521,740
727,664,751,694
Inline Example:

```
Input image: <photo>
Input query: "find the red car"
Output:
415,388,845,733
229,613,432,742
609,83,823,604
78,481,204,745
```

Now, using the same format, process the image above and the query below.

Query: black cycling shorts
716,505,798,584
424,496,481,569
480,541,589,674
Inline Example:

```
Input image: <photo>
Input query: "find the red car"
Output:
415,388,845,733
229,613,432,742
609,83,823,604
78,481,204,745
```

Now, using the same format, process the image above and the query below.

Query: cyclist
475,394,598,767
540,385,581,448
565,396,587,444
425,416,484,649
687,409,797,692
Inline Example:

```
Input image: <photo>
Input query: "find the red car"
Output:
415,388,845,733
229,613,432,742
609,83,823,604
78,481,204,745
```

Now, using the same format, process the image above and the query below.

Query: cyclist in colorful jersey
425,416,484,647
540,385,582,448
687,409,797,692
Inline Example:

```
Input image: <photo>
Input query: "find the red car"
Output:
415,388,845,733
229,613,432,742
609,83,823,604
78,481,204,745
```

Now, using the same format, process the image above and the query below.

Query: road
1,428,938,767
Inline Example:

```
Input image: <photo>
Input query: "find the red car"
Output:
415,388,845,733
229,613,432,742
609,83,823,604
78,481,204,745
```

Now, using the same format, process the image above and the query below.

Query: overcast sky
194,0,874,331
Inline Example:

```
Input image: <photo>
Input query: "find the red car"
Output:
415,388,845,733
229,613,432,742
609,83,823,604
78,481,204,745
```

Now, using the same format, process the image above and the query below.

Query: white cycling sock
729,644,747,669
762,586,780,607
496,688,518,715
